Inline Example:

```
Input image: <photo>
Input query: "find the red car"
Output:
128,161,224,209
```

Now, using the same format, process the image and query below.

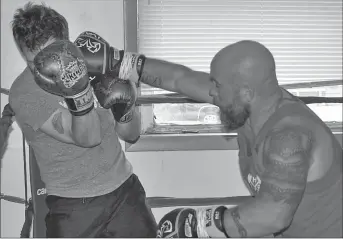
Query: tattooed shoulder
265,127,313,163
259,127,313,208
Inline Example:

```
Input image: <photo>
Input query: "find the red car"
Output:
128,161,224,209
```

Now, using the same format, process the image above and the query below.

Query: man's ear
240,85,254,103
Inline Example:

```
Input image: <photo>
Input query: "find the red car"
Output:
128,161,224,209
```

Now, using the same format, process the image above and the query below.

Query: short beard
220,103,251,131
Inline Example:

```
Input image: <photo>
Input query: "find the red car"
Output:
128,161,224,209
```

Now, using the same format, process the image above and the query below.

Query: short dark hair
12,2,69,51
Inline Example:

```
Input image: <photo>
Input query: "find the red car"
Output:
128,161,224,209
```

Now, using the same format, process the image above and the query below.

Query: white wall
0,0,248,237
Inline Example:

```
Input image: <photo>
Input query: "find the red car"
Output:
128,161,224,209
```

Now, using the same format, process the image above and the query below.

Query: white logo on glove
75,37,102,53
157,220,173,237
184,213,194,237
60,59,87,88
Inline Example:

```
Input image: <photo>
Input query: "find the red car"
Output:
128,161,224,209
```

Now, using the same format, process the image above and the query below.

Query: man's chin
220,112,249,131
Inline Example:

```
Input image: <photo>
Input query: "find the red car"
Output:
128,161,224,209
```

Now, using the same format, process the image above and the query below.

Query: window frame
123,0,342,152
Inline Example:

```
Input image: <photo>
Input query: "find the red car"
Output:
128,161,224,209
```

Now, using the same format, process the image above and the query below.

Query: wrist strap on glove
118,52,146,83
196,206,230,238
64,84,94,116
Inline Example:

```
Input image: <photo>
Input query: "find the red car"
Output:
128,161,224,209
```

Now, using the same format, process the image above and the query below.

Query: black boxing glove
74,31,145,84
33,40,94,116
157,208,198,238
93,75,137,123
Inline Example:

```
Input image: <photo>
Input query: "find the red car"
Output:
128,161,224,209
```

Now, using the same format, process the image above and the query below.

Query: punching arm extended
140,58,214,104
75,31,343,107
74,31,214,104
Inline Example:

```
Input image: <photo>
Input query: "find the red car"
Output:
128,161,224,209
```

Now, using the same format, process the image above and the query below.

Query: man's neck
247,90,282,136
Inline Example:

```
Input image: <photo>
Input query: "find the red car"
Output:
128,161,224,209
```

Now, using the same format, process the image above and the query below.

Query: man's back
9,68,133,198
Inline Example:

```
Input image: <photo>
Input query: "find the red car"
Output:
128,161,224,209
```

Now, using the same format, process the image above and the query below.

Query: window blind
137,0,342,89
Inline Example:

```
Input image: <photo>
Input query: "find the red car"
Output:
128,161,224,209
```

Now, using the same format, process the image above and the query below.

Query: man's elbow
119,133,140,144
77,140,100,148
272,214,293,234
125,135,140,144
88,137,102,147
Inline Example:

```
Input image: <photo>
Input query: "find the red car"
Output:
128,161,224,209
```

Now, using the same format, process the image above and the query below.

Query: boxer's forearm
140,58,214,104
115,108,141,144
222,201,286,237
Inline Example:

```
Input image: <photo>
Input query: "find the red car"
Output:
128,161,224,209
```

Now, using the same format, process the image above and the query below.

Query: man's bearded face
217,93,251,131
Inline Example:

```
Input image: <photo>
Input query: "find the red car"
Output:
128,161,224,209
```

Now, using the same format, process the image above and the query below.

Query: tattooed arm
140,58,214,104
222,127,312,237
39,107,102,147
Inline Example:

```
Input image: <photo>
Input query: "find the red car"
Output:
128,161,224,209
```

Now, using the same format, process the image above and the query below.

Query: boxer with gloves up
9,3,156,237
75,31,342,237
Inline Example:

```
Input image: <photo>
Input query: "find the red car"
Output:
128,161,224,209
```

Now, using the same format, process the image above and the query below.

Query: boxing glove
156,206,229,238
33,40,94,116
93,75,137,123
74,31,145,84
157,208,198,238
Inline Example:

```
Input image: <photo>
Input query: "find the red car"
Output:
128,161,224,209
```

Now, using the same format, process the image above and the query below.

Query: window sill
125,124,237,151
125,124,342,152
126,132,239,152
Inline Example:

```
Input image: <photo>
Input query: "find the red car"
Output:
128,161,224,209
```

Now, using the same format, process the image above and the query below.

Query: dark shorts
45,174,157,238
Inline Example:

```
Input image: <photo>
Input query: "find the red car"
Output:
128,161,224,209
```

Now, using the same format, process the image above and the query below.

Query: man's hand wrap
93,75,137,123
195,206,229,238
33,40,94,116
156,206,229,238
117,51,146,83
74,31,146,84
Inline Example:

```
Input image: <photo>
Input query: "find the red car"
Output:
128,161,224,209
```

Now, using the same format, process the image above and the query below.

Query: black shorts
45,174,157,237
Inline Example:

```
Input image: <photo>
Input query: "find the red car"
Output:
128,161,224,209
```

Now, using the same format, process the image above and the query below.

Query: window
124,0,342,151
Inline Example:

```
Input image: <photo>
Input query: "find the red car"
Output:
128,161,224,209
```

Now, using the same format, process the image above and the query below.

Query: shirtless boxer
75,32,342,237
8,3,156,237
